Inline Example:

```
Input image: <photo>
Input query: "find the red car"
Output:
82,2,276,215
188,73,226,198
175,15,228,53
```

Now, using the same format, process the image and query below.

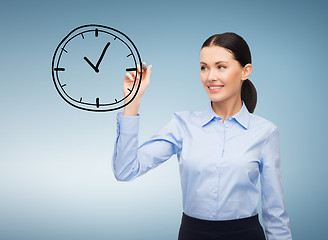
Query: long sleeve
112,112,182,181
260,127,292,240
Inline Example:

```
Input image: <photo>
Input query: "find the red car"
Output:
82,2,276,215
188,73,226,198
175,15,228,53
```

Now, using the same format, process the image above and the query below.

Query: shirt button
212,212,215,217
216,164,219,169
212,189,216,193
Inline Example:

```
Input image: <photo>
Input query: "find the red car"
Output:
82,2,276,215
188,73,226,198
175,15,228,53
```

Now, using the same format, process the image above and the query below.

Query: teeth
209,86,223,89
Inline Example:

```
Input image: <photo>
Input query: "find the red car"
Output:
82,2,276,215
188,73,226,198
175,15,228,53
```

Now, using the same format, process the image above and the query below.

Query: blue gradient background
0,0,327,239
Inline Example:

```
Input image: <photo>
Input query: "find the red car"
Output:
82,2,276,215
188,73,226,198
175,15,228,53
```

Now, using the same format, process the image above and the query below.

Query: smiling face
200,46,249,105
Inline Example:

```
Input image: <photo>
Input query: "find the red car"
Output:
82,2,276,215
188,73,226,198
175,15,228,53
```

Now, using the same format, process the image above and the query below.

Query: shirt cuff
116,111,140,134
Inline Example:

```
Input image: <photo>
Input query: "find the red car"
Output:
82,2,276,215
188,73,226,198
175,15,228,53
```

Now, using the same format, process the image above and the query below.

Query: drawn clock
51,24,143,112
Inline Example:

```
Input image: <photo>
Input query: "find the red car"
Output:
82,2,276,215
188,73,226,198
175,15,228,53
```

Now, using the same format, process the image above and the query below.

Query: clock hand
95,42,111,69
83,56,99,73
83,42,110,73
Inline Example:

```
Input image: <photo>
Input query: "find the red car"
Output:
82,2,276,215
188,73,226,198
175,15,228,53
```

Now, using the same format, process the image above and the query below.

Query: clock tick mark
81,33,84,39
127,88,132,92
80,97,82,102
127,53,132,58
54,68,65,71
126,67,137,72
62,48,68,53
114,37,117,40
115,99,118,103
96,97,100,108
61,84,66,87
95,28,99,37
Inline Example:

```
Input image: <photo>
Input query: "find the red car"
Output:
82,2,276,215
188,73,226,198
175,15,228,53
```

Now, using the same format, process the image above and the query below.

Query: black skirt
178,212,266,240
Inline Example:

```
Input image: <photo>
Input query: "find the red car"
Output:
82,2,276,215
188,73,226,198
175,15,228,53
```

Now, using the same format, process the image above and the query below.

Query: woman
112,32,292,240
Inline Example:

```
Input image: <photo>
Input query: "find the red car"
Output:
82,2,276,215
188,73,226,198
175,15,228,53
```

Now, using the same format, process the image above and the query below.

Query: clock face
51,24,142,112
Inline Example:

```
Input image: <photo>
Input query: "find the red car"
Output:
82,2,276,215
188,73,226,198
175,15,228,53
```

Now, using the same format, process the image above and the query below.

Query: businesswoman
112,32,292,240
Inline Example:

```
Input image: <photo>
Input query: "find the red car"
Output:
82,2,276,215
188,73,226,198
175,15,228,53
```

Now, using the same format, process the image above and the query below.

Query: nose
208,69,218,82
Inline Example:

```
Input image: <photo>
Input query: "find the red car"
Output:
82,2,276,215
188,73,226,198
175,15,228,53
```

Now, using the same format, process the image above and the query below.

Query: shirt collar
200,100,251,129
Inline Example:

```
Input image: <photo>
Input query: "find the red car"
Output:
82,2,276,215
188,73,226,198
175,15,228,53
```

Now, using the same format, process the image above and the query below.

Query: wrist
123,99,141,116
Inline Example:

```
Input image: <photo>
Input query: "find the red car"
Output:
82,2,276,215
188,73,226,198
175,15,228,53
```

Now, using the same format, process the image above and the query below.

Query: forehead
200,46,234,62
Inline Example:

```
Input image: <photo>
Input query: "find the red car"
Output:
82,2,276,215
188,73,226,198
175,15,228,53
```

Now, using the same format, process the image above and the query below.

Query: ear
241,63,252,80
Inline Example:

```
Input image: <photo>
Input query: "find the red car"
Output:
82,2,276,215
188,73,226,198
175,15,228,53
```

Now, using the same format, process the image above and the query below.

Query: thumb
148,65,152,73
144,65,152,78
142,65,152,78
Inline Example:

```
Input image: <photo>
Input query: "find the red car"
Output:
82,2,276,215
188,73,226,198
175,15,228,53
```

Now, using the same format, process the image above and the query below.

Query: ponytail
241,79,257,113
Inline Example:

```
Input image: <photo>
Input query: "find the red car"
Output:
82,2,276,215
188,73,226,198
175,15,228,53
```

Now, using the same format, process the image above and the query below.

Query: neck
211,97,243,123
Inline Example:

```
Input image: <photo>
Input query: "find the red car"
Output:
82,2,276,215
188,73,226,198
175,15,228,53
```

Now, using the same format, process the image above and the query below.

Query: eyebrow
200,61,228,65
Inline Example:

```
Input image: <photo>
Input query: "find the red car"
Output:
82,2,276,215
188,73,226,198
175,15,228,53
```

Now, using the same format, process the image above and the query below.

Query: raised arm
112,63,182,181
112,112,182,181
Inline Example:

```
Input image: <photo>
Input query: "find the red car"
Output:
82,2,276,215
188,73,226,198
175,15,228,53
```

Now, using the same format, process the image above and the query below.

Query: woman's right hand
122,63,152,115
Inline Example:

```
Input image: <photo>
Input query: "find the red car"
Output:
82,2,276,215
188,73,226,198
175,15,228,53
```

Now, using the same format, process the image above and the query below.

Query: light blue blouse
112,100,292,240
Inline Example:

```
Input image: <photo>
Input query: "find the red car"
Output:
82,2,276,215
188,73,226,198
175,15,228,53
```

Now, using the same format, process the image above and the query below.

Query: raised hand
123,62,152,115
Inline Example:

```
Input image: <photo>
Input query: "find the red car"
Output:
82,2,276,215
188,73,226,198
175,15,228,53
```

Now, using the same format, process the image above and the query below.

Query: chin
207,93,225,102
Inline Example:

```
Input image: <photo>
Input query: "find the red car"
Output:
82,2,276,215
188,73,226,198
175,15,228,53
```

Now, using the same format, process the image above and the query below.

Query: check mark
84,42,111,73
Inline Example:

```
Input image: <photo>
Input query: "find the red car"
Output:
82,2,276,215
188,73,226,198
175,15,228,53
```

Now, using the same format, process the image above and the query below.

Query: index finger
137,64,141,73
137,62,147,73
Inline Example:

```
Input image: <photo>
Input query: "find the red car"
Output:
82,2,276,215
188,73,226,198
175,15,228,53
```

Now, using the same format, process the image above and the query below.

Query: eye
218,66,225,69
200,66,207,71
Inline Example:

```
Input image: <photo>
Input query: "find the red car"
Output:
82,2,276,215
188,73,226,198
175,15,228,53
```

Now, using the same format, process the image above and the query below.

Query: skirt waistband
181,212,261,232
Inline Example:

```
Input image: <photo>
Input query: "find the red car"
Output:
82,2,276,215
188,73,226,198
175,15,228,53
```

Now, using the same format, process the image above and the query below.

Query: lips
208,84,224,89
208,84,224,93
208,85,223,88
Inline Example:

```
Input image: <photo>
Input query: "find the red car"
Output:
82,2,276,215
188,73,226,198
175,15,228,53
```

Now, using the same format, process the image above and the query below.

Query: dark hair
201,32,257,113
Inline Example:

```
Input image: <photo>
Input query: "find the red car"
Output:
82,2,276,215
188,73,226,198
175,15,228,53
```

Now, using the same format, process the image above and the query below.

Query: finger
144,65,152,81
130,71,140,81
130,70,137,79
130,70,135,77
140,63,148,77
142,62,147,72
134,65,141,79
137,68,142,80
125,72,133,81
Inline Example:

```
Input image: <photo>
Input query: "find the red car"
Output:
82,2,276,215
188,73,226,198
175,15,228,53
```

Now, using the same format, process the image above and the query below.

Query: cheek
200,73,207,85
224,69,241,85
